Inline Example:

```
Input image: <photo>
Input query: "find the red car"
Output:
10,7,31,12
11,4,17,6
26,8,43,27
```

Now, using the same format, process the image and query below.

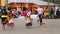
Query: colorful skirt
26,22,32,26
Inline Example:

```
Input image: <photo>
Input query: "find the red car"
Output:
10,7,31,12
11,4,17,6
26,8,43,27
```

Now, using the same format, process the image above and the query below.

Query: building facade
0,0,55,13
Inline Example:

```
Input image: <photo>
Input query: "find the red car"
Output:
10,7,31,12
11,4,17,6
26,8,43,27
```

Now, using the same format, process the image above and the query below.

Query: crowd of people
42,8,60,19
0,6,44,30
0,6,60,30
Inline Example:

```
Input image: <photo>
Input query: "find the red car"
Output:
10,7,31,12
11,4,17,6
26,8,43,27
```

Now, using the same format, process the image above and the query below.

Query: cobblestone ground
0,18,60,34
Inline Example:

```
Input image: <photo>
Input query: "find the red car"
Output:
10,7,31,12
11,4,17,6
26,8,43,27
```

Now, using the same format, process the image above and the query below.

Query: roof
8,0,33,3
8,0,56,5
33,0,55,5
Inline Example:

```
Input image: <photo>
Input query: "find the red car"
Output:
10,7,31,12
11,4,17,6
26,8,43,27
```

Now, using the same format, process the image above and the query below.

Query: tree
43,0,60,4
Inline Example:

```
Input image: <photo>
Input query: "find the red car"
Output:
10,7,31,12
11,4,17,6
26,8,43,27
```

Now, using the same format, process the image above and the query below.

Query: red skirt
7,23,14,27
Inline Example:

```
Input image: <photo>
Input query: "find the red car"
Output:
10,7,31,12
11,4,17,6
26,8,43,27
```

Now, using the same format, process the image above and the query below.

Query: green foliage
43,0,60,4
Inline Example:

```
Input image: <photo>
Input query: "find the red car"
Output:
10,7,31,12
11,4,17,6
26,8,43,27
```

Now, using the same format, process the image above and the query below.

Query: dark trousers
26,22,32,27
38,14,42,25
1,18,8,26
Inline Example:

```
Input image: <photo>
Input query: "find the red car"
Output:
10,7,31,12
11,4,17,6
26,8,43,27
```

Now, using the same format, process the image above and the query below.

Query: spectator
56,9,60,18
34,8,38,14
50,8,54,18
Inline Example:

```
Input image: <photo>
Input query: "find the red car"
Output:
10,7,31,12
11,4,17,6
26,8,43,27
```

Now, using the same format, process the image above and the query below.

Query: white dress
27,11,31,16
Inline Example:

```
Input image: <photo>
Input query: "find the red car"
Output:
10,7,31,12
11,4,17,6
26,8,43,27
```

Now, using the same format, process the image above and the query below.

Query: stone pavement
0,19,1,24
0,18,60,34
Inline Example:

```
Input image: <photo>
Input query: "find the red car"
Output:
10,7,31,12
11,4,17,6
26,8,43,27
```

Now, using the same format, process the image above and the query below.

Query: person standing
50,8,54,18
34,8,38,14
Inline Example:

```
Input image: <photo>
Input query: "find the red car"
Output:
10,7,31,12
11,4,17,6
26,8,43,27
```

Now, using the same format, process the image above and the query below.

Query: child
24,15,32,28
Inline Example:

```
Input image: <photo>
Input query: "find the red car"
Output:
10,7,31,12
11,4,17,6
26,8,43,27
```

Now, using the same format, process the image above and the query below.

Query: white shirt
27,11,31,16
37,8,43,14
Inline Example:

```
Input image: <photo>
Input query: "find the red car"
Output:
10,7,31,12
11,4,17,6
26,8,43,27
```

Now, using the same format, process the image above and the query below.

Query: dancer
37,8,44,25
1,9,8,30
8,10,15,28
24,15,32,28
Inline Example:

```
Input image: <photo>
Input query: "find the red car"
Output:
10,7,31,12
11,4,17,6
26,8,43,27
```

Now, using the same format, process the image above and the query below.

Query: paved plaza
0,18,60,34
